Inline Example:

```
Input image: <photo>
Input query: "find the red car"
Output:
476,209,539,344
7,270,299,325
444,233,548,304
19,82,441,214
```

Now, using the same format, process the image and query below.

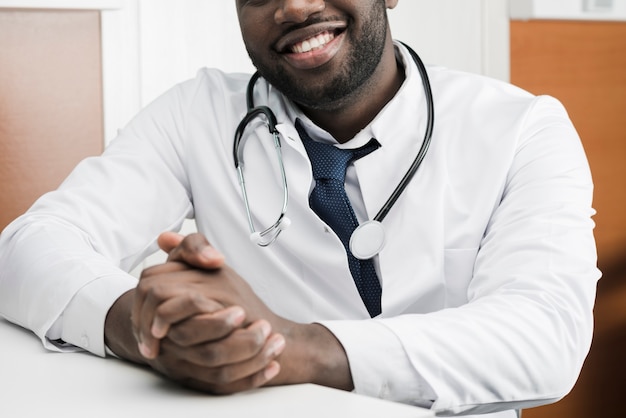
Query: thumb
157,231,225,270
157,231,185,254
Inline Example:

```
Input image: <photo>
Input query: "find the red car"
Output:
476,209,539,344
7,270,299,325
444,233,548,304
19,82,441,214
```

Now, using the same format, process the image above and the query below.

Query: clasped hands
133,231,288,393
105,231,353,395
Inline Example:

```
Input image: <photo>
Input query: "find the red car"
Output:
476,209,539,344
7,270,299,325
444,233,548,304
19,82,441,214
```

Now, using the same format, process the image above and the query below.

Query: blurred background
0,1,624,416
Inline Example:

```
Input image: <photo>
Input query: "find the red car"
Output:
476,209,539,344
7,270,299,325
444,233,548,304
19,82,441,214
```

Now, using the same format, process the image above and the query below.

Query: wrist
104,289,145,364
276,320,353,391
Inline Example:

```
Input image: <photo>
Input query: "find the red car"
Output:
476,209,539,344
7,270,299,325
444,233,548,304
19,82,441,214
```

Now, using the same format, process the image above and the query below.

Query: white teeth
291,31,334,54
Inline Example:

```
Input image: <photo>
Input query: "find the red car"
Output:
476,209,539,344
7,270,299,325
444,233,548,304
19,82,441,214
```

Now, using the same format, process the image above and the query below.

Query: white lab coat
0,44,599,417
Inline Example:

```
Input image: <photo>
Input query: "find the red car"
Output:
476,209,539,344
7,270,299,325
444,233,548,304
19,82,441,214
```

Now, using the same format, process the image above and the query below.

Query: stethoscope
233,43,434,260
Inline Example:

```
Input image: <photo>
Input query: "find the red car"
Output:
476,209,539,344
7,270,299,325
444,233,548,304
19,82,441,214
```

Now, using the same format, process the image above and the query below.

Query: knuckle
230,328,265,355
143,282,168,302
136,278,158,297
166,247,182,262
139,264,159,280
206,319,231,338
184,233,212,254
135,278,150,295
188,292,207,309
153,302,170,319
167,326,194,346
198,344,224,366
181,233,200,251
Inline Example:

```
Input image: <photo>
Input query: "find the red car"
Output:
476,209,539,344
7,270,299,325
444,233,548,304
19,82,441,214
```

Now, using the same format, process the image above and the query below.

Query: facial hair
246,1,389,111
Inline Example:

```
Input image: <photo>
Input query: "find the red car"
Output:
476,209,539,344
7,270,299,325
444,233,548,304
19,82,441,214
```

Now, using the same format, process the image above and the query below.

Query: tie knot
296,120,379,182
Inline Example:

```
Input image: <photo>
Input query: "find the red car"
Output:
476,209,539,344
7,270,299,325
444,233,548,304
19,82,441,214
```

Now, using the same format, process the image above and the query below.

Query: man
0,1,600,417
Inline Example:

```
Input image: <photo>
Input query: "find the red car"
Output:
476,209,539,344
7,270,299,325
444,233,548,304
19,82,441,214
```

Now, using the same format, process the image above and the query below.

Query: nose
275,0,325,24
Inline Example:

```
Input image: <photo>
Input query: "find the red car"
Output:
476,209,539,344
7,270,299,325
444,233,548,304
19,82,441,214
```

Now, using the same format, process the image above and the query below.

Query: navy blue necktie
296,120,382,317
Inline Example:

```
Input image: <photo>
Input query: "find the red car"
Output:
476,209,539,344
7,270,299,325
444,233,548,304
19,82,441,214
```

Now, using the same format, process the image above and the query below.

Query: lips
275,21,347,70
275,21,347,54
290,31,336,54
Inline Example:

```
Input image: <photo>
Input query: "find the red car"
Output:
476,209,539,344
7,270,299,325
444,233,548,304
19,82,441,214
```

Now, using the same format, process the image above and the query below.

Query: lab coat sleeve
0,77,201,356
322,96,600,415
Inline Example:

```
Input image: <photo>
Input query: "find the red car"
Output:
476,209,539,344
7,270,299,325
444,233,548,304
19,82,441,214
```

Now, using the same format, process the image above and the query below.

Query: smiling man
0,2,599,417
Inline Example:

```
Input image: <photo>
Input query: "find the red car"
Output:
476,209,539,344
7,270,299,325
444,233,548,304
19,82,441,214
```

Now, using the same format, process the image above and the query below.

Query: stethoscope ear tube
349,43,434,259
233,105,278,169
234,75,290,246
372,42,434,224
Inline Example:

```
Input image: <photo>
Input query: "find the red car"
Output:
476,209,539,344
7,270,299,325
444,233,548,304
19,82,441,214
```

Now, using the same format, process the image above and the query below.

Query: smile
290,31,336,54
275,22,347,70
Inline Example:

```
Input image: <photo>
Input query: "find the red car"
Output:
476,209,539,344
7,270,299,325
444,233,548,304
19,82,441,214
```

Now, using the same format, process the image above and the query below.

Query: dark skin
106,233,353,393
104,0,404,394
237,0,403,142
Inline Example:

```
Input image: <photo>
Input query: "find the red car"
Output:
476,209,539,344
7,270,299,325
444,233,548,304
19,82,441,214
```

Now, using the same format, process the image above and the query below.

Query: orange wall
0,9,104,231
511,19,626,418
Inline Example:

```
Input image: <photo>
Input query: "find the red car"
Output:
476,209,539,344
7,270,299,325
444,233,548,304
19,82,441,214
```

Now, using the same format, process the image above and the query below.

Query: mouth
288,30,340,54
276,22,347,55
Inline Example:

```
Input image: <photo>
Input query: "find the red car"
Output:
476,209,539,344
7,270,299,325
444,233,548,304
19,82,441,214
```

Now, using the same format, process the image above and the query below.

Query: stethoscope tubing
374,42,434,223
233,42,434,254
233,75,289,246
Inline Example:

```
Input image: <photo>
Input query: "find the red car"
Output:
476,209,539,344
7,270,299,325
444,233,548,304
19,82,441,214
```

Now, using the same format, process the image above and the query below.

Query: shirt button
81,335,90,349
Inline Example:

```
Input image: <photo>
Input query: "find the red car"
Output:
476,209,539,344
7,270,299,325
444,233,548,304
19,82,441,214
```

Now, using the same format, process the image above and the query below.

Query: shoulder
427,66,573,143
428,66,536,113
429,66,570,117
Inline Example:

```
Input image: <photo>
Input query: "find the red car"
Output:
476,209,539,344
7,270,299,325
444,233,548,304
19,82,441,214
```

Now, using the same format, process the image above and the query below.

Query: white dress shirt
0,44,600,417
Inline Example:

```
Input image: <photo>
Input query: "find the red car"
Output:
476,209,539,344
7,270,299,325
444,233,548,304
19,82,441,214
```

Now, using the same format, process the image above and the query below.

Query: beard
246,2,389,111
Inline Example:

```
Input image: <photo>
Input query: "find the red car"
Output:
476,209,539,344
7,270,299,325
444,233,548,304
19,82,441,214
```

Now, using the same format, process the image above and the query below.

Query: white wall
101,0,255,145
389,0,510,81
390,0,481,75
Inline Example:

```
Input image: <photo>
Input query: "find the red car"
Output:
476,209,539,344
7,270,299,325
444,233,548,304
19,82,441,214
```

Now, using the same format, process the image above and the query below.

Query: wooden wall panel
0,10,104,231
511,20,626,418
511,19,626,268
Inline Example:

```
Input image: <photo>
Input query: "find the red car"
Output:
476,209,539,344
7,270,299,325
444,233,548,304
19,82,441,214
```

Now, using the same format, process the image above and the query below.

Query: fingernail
200,246,220,262
260,321,272,339
151,317,165,338
264,361,280,381
226,307,246,327
268,334,286,357
138,341,152,358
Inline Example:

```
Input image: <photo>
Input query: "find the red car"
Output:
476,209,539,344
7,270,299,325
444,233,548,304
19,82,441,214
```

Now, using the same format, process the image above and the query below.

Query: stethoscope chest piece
350,220,386,260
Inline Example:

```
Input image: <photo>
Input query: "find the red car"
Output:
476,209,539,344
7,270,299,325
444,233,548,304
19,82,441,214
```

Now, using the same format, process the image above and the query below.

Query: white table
0,319,433,417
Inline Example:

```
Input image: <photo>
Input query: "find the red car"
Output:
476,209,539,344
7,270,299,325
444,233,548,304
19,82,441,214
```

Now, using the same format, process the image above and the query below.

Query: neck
301,40,405,144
